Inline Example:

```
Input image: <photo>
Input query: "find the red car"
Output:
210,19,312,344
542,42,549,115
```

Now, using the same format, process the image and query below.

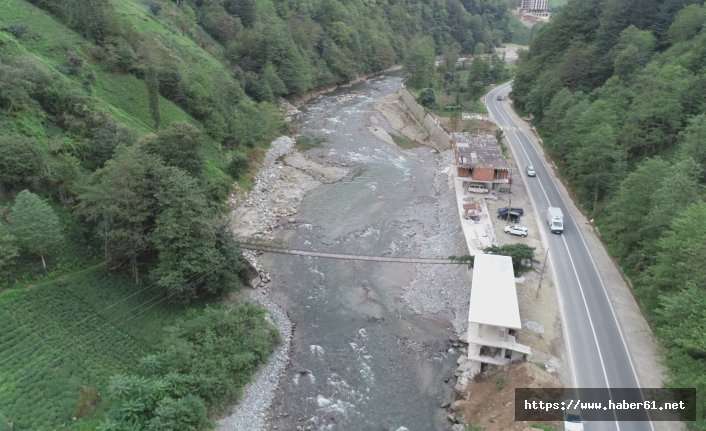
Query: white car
563,409,584,431
526,164,536,177
503,225,528,237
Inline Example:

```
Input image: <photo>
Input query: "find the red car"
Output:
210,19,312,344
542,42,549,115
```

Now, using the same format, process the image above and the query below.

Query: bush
141,122,204,176
417,88,437,108
4,23,29,38
101,305,279,429
104,39,139,74
149,2,163,15
484,244,535,274
147,396,207,431
0,135,45,193
228,151,250,179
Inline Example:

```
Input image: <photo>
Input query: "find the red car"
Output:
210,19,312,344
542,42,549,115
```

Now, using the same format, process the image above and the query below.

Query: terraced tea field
0,268,184,430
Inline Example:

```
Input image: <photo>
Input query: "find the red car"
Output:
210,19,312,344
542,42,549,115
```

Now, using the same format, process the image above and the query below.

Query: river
263,75,470,431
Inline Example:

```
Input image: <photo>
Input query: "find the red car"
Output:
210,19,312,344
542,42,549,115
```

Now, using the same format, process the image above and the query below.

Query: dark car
498,211,521,223
497,207,524,216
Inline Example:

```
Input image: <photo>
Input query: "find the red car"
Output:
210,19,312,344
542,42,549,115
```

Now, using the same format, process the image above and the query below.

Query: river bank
221,76,474,430
220,74,570,431
219,132,352,431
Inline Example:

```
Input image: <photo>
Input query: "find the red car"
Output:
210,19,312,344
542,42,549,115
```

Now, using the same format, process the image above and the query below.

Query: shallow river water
264,76,467,431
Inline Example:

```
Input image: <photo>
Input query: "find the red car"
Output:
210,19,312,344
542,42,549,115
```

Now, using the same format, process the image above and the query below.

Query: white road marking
485,83,655,431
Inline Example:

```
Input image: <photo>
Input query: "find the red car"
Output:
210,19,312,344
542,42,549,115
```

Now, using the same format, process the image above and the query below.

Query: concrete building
520,0,550,19
451,132,511,192
466,253,531,377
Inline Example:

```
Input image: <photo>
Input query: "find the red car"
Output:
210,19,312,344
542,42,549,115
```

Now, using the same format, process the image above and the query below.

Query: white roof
468,254,521,329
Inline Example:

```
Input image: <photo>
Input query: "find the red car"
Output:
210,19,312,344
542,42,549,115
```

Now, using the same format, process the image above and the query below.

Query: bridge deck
238,243,468,265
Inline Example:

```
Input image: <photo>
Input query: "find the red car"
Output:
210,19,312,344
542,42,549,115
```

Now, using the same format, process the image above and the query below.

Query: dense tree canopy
0,0,516,426
512,0,706,426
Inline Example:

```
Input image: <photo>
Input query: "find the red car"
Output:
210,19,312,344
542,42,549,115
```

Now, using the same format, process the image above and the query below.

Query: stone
451,425,465,431
523,320,545,334
454,377,469,396
456,359,474,375
440,400,451,408
288,217,296,223
451,400,466,411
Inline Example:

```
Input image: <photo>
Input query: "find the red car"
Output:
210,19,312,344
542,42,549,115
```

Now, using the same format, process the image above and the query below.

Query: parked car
468,183,489,194
497,207,524,216
504,225,528,237
563,409,584,431
526,164,536,177
498,211,521,223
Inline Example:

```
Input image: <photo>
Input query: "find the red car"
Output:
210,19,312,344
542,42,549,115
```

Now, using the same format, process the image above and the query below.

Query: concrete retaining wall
398,87,451,150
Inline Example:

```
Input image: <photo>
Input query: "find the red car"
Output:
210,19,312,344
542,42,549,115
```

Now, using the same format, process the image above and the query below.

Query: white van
468,183,489,194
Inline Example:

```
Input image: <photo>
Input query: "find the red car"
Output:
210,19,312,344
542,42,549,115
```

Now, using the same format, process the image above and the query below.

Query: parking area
452,158,544,255
486,167,544,253
451,152,565,379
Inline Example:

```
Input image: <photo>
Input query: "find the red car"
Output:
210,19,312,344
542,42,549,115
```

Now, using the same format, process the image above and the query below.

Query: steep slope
0,0,518,429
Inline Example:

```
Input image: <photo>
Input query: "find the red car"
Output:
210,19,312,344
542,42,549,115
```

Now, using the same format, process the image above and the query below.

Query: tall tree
77,146,165,283
677,114,706,181
602,158,671,263
141,122,204,177
667,4,706,44
146,67,161,130
613,26,656,81
10,190,63,271
642,203,706,311
150,168,222,303
404,36,435,88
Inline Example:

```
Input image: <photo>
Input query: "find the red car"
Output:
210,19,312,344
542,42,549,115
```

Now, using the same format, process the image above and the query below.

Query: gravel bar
215,290,292,431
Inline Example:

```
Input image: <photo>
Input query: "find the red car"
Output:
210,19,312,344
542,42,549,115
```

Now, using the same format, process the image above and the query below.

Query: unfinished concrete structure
466,253,531,377
520,0,550,19
451,132,511,193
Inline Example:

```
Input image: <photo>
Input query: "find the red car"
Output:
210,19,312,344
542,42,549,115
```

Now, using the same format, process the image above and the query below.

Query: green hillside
0,0,516,429
512,0,706,427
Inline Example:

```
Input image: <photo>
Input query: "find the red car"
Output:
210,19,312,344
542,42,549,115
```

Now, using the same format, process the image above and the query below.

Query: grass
530,424,557,431
93,71,195,133
548,0,568,9
508,15,533,45
0,0,84,65
390,132,420,149
0,267,187,430
295,134,325,151
112,0,227,74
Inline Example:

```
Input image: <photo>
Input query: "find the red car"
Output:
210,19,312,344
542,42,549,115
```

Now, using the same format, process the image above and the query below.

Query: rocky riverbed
222,76,473,430
219,134,352,431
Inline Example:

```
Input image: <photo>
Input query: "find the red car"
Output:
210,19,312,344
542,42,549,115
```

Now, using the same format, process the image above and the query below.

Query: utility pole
505,168,513,225
536,247,549,298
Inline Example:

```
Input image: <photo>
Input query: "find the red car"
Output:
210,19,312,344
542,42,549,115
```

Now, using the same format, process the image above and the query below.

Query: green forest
511,0,706,427
0,0,517,429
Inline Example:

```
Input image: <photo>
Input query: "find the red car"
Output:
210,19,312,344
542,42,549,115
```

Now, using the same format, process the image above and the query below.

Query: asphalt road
485,83,654,431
